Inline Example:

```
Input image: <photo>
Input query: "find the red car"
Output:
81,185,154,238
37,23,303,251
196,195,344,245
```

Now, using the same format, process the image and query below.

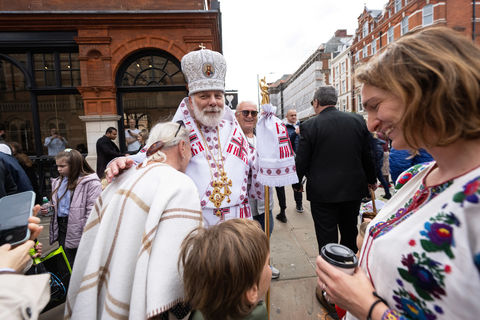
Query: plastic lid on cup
320,243,358,269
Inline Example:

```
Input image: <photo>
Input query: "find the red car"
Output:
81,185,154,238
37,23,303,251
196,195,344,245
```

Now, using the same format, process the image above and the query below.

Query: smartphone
0,191,35,246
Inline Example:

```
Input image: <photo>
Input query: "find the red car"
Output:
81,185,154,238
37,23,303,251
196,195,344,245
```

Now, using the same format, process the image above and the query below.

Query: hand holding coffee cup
320,243,358,275
316,245,387,318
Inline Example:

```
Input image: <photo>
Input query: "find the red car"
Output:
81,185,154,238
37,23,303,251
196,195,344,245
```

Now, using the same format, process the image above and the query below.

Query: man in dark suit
296,86,375,254
96,127,123,178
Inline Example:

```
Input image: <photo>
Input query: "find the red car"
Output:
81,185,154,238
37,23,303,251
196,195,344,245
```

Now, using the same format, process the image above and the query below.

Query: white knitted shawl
65,163,202,320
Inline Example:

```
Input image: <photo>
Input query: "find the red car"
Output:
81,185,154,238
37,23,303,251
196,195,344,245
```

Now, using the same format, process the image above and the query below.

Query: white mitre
181,49,226,94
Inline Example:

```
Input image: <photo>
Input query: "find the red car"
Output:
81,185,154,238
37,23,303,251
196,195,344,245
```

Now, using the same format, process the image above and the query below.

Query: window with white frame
423,4,433,26
401,16,409,35
372,39,377,55
335,65,339,77
387,27,394,44
336,83,340,94
363,46,368,58
355,51,359,62
394,0,402,13
363,22,369,38
357,94,363,112
342,99,346,112
341,80,346,93
341,61,345,74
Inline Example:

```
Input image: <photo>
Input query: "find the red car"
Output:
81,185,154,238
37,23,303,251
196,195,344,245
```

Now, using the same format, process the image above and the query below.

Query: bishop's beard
191,100,225,128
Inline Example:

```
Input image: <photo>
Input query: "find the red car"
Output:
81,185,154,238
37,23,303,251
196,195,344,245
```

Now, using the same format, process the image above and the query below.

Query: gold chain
196,122,232,217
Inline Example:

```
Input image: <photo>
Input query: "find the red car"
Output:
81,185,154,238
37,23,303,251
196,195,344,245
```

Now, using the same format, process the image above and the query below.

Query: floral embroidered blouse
346,162,480,320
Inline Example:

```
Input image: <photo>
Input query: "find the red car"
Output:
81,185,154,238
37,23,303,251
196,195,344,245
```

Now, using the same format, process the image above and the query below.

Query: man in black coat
296,86,376,254
96,127,123,178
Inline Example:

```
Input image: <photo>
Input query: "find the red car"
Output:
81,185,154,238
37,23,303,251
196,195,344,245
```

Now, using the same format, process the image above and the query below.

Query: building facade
329,38,353,112
351,0,479,114
270,29,352,121
0,0,221,195
269,74,290,119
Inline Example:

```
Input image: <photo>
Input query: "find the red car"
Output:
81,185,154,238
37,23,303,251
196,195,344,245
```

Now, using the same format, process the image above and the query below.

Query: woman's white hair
140,122,189,166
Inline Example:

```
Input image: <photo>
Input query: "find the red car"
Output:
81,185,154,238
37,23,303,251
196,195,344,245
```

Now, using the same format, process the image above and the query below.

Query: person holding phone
125,118,141,153
46,149,102,267
0,206,50,320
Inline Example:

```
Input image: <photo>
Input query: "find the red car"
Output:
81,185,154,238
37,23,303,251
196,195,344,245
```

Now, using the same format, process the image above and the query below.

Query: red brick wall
0,0,205,11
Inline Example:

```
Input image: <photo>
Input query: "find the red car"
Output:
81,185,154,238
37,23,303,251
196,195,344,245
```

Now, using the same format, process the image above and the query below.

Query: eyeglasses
174,120,186,137
240,110,258,117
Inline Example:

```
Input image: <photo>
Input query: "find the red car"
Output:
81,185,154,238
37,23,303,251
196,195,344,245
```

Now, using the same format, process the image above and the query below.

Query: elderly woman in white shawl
65,122,202,320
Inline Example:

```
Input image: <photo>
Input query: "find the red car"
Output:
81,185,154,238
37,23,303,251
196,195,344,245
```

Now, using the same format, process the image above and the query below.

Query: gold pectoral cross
220,170,232,203
208,170,233,217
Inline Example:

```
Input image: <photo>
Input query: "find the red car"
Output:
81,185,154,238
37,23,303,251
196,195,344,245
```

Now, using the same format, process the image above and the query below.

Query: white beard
191,100,225,127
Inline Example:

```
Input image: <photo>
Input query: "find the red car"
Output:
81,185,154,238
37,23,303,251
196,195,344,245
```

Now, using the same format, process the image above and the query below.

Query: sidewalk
269,188,332,320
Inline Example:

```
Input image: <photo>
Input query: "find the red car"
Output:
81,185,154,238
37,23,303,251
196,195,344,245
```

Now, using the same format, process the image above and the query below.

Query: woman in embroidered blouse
316,27,480,320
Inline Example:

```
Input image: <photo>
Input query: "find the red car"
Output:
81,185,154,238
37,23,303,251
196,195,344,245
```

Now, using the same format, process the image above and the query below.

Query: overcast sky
220,0,388,106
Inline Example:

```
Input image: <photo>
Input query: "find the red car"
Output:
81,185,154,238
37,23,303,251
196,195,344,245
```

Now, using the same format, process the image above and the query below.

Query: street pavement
37,186,388,319
268,188,332,320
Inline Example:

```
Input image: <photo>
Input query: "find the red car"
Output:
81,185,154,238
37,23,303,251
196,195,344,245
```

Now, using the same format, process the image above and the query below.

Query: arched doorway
115,49,187,152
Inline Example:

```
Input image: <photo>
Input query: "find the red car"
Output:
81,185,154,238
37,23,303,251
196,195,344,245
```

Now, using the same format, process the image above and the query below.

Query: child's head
179,219,270,320
356,220,370,252
55,148,94,181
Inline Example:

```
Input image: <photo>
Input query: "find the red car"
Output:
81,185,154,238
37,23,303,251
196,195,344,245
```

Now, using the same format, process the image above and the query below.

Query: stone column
79,114,122,171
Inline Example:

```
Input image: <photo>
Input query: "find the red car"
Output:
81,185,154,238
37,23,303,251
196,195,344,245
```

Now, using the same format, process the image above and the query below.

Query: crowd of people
0,26,479,320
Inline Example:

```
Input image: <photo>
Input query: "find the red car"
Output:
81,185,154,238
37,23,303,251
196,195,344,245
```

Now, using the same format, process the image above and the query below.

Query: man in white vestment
109,49,259,227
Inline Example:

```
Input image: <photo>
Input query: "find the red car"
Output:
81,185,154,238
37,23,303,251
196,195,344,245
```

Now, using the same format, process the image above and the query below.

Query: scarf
65,163,202,320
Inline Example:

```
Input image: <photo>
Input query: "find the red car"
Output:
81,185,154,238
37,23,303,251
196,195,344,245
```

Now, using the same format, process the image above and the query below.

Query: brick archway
111,36,188,78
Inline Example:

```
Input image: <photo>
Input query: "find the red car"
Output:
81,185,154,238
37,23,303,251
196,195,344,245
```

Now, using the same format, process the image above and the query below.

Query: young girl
48,148,102,267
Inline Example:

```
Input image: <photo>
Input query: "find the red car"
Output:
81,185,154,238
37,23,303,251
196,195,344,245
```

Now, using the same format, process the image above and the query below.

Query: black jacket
96,135,123,178
296,107,376,203
0,159,17,198
285,122,300,152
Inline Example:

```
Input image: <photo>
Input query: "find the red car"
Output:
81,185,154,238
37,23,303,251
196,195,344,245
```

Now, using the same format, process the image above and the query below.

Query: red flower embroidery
409,239,416,246
444,265,452,273
464,180,480,196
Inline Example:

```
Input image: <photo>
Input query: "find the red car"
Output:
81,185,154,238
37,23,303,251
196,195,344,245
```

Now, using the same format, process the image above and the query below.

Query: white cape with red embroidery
255,104,299,187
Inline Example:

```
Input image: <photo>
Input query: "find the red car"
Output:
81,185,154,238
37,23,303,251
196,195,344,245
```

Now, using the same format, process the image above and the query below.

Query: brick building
329,38,353,112
0,0,221,195
351,0,480,114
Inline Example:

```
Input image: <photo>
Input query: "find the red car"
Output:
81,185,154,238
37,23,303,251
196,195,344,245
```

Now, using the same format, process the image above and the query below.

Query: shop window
38,94,85,155
0,59,34,154
116,50,188,152
33,51,80,88
34,53,56,87
120,54,185,87
60,52,81,87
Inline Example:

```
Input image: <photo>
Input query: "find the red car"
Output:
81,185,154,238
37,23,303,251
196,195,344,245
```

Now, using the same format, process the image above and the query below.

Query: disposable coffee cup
320,243,358,275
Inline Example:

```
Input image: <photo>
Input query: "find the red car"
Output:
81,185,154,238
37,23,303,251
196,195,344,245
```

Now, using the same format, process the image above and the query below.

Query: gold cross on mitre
199,43,206,50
